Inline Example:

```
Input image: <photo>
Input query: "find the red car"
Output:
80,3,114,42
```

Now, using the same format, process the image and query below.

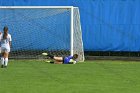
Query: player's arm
67,56,73,59
9,41,11,47
9,35,12,47
0,32,2,47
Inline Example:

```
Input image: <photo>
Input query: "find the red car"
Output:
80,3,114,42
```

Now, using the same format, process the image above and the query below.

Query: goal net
0,6,84,61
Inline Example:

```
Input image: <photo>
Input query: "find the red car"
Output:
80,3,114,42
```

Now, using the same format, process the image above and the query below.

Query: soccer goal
0,6,84,61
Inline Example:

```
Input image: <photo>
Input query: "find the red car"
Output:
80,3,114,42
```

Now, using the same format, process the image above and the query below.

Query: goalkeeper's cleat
45,60,51,63
45,60,54,64
42,52,48,56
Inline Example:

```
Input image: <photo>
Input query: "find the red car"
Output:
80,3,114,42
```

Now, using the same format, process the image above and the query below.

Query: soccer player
42,53,78,64
0,26,12,68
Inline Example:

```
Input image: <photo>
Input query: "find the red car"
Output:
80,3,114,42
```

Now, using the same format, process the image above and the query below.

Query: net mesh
73,7,84,61
0,7,84,61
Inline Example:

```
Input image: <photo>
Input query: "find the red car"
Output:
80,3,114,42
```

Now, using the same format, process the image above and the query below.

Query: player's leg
1,47,5,68
3,52,9,67
48,57,63,64
1,52,4,68
42,53,63,61
53,57,63,64
3,48,10,67
53,57,63,61
54,61,63,64
42,53,64,64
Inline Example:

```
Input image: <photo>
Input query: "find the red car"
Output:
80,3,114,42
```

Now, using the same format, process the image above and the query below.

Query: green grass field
0,60,140,93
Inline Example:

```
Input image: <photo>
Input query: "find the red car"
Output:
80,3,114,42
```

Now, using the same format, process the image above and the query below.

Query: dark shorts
62,57,65,64
62,57,69,64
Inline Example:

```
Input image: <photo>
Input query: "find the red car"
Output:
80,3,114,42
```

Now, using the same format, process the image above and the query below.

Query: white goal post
0,6,84,61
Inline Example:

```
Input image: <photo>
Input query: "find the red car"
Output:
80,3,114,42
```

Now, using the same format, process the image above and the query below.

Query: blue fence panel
0,0,140,51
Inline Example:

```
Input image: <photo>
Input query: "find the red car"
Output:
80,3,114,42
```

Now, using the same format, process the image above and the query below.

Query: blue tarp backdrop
0,0,140,51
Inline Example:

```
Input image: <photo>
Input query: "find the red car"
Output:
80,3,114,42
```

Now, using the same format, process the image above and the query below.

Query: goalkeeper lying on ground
42,53,78,64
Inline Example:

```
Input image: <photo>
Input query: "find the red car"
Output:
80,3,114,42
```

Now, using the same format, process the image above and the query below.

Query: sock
4,58,8,66
47,54,54,59
50,61,54,64
1,57,4,65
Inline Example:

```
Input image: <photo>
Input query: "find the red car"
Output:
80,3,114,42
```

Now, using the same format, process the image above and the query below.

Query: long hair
3,26,8,39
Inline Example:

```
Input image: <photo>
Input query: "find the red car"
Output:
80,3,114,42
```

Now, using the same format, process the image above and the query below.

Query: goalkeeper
42,53,78,64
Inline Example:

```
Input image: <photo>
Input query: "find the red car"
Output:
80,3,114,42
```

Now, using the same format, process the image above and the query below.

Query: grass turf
0,60,140,93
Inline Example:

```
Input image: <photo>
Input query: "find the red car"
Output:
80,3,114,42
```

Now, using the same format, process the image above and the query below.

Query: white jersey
0,33,12,48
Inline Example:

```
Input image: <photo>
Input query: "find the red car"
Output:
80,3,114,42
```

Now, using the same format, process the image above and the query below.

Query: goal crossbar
0,6,74,9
